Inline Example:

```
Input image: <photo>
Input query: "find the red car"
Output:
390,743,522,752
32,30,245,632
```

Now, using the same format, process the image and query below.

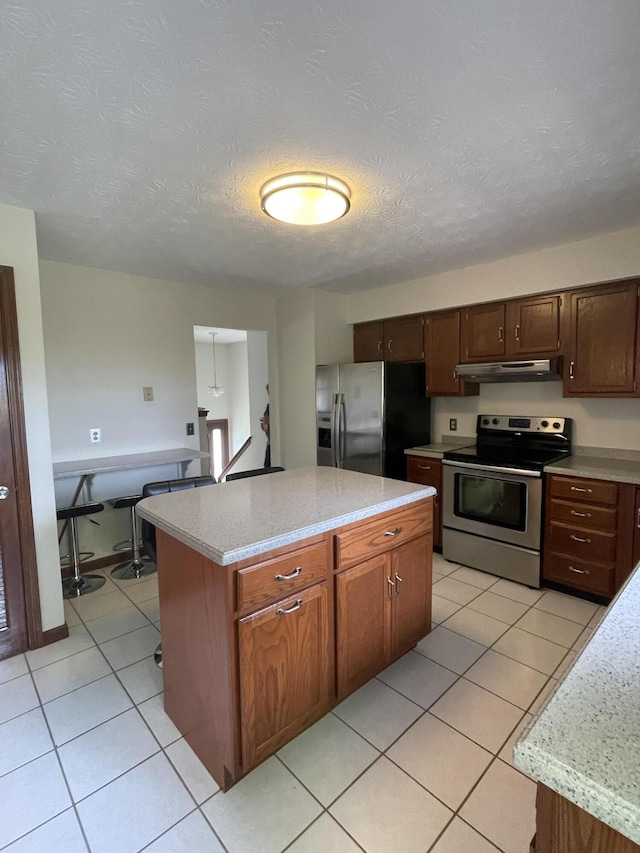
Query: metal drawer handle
387,576,395,599
570,486,592,493
277,599,303,615
570,510,590,518
570,534,591,544
384,527,403,537
418,464,431,470
568,566,590,575
275,566,302,581
395,573,403,595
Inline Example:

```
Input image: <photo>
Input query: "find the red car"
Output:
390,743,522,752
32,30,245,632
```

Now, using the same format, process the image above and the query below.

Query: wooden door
238,582,330,771
565,281,639,396
353,321,383,362
0,267,40,659
424,310,461,395
506,294,562,357
384,315,424,362
391,536,432,658
460,303,506,362
335,555,391,700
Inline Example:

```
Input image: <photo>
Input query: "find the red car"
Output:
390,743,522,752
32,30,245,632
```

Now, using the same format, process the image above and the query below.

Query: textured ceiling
2,1,640,295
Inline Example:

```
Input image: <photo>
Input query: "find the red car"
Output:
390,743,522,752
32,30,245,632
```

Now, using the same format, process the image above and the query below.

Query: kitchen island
515,562,640,852
137,467,435,790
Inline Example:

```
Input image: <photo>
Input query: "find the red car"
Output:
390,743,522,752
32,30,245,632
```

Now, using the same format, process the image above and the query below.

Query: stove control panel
478,415,568,434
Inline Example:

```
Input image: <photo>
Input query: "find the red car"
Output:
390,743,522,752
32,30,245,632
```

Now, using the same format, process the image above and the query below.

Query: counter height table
137,466,435,790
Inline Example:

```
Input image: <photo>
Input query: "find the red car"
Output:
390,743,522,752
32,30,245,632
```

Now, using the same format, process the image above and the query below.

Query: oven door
442,461,542,550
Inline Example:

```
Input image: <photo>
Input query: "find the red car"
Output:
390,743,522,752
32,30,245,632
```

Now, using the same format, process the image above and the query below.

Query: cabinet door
460,303,506,362
633,488,640,567
505,294,562,357
424,310,461,395
335,555,391,700
391,536,432,658
238,583,330,770
406,457,442,549
384,315,424,362
354,321,383,363
564,281,639,396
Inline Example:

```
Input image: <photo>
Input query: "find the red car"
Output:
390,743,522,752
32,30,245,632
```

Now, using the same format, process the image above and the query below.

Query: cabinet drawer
547,522,616,564
548,476,617,506
549,499,617,532
335,501,432,571
544,552,614,597
237,542,328,612
406,456,441,488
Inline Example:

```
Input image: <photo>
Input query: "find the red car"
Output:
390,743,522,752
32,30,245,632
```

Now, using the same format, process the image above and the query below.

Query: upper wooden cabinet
354,315,424,363
424,309,477,397
460,294,563,363
563,280,640,397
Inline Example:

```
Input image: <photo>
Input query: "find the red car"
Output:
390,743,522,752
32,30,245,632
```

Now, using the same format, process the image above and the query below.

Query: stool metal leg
62,517,107,599
111,506,157,580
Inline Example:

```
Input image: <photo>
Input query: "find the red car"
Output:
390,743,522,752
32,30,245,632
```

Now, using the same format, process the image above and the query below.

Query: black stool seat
226,466,284,481
108,494,155,581
57,502,104,522
58,502,106,599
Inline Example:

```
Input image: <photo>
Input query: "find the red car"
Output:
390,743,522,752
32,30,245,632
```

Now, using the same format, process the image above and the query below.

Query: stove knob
553,421,561,430
492,418,499,425
541,420,549,428
482,418,489,425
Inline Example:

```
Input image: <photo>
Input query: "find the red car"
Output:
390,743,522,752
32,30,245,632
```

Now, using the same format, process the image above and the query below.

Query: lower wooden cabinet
238,582,331,769
336,534,431,700
406,455,442,548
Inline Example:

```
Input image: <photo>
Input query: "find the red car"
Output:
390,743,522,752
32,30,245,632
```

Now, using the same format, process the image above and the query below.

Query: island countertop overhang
136,466,436,566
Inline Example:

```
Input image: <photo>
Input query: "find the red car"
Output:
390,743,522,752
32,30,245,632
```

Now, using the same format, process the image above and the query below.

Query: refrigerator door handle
338,394,346,468
331,394,340,467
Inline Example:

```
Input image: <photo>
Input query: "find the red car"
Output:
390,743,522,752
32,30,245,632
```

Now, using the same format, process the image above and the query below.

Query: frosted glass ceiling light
260,172,351,225
207,331,224,397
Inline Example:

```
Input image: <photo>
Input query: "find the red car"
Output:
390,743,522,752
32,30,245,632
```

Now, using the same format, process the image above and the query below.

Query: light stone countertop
514,563,640,844
52,447,209,478
544,453,640,485
404,437,475,459
137,466,435,566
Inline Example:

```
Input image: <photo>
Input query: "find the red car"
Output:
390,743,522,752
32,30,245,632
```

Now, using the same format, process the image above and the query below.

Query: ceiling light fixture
260,172,351,225
207,331,224,397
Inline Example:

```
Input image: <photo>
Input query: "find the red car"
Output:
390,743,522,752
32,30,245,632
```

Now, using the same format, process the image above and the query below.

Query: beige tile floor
0,554,607,853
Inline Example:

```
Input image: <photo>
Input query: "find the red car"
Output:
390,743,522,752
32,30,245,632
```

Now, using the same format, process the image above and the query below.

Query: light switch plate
449,418,457,431
143,386,154,401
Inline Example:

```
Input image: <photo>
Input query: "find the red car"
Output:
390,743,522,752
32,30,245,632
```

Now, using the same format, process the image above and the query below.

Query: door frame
0,266,43,654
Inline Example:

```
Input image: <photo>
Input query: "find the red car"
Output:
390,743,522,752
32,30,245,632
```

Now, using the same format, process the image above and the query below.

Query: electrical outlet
143,386,154,402
90,428,101,443
449,418,457,431
186,422,194,436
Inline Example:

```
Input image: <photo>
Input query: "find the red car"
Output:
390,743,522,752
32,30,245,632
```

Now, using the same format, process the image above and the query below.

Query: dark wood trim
41,623,70,646
0,266,43,650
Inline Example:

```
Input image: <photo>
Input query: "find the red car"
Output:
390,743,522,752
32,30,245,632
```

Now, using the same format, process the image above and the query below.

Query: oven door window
454,473,527,532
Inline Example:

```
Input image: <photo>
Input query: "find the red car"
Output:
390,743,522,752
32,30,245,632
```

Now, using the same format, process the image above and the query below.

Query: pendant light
260,172,351,225
207,331,224,397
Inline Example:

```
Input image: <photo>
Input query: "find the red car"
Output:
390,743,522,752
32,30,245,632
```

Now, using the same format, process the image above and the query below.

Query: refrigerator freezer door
338,362,384,476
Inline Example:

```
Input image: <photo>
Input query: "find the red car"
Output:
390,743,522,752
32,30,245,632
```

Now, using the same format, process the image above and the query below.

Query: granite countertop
53,447,209,478
405,437,475,459
544,452,640,485
137,466,435,566
514,563,640,844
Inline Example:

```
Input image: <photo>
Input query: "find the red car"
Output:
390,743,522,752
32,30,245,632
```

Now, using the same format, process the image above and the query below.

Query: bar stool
57,502,106,598
108,495,156,580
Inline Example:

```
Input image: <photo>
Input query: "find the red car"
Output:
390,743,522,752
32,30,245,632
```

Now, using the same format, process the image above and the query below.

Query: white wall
0,204,62,632
226,341,251,458
347,224,640,452
244,331,270,472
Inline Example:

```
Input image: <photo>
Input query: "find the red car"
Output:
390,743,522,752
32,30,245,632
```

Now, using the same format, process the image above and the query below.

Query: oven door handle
442,459,542,478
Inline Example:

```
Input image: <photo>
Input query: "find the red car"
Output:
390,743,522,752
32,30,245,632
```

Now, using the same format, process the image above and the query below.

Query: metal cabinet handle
418,464,431,470
384,527,403,537
395,573,403,595
275,566,302,581
387,340,392,350
570,534,591,544
387,576,395,599
569,361,575,379
570,510,590,518
0,486,9,500
378,340,382,352
498,326,503,342
570,486,592,493
637,507,640,529
568,566,590,575
514,324,520,340
277,599,303,615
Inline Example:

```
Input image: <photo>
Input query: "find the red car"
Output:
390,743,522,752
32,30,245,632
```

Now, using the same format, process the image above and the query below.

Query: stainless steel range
442,414,572,587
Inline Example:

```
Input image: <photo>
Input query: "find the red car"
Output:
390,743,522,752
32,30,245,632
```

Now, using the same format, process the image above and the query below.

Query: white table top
514,563,640,844
52,447,209,479
137,466,435,566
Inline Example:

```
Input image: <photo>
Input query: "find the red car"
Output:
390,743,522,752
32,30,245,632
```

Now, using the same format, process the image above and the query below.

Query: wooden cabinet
336,532,432,700
406,455,442,548
564,280,640,397
543,475,635,598
460,294,563,363
238,582,330,770
633,488,640,567
354,315,424,363
424,309,478,397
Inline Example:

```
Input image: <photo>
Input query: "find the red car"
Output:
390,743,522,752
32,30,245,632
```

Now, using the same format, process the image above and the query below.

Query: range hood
456,358,562,383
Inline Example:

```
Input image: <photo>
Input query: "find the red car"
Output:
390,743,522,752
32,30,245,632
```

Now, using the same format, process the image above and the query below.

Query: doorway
0,266,42,659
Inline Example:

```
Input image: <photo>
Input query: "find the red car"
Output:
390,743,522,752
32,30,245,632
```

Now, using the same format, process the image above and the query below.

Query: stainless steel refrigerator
316,362,431,480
